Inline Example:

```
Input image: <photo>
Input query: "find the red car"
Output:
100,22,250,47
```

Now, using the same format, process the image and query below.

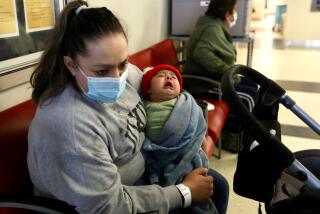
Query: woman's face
64,33,129,93
225,5,237,28
148,70,181,102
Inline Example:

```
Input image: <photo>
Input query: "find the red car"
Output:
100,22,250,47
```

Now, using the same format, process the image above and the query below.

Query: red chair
0,100,77,214
0,100,36,198
129,48,156,70
151,39,181,68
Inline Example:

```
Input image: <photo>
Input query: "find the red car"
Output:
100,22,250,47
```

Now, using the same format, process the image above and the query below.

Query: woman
183,0,260,155
27,1,225,213
183,0,237,81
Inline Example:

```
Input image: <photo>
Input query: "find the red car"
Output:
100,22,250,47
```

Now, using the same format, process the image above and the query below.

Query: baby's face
148,69,181,102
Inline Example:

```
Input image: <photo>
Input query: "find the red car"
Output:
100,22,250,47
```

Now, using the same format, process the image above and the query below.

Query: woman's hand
182,167,214,203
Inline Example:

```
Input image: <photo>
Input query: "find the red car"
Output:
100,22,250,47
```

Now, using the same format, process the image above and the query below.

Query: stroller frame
279,95,320,189
221,64,320,212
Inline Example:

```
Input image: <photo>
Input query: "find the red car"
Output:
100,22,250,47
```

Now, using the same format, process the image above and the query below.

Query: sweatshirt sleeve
191,25,230,76
49,148,182,214
28,100,182,214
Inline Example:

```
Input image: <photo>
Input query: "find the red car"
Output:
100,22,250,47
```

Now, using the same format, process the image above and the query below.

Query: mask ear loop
77,64,89,78
74,64,90,95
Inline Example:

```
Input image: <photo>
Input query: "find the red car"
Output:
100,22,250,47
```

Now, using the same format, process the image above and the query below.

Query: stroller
220,64,320,214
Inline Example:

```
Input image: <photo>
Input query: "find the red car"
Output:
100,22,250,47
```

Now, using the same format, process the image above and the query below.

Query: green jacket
184,15,237,81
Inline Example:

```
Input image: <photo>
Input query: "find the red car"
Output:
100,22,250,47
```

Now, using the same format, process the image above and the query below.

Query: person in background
141,64,217,213
183,0,237,82
183,0,261,155
272,0,287,32
27,1,215,213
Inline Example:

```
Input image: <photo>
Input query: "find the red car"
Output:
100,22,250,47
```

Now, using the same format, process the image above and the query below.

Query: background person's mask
230,12,238,28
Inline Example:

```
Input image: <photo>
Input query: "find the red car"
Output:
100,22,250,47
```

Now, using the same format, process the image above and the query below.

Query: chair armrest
206,101,229,141
202,135,215,160
182,74,220,87
0,194,78,214
182,74,222,100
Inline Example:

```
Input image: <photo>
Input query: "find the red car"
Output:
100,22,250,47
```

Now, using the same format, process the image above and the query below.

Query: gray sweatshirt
27,64,182,214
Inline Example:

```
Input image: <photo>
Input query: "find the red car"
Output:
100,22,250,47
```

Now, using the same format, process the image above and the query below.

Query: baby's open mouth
164,82,173,88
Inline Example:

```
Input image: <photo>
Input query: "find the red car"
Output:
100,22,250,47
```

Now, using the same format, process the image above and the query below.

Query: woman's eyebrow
92,63,113,69
92,58,129,68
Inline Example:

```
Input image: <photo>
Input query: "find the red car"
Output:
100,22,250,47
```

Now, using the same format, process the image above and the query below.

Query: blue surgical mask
230,12,237,28
78,66,128,103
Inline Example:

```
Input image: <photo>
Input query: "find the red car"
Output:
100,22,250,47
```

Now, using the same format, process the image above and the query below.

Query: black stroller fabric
266,150,320,214
270,187,320,214
233,119,284,202
233,84,295,202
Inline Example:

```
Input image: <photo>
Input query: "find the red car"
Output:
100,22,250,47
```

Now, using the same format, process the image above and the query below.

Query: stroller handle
221,65,290,148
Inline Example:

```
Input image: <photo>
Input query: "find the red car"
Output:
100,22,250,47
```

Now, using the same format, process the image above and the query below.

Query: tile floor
209,14,320,214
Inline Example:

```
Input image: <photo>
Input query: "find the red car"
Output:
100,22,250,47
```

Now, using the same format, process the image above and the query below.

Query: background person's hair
205,0,237,20
30,0,127,104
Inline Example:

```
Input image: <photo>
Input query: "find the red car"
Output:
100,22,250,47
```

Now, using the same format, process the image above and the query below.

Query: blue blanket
143,91,217,214
143,90,208,185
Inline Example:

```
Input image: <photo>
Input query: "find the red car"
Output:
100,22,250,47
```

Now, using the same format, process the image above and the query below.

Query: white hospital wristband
176,184,192,208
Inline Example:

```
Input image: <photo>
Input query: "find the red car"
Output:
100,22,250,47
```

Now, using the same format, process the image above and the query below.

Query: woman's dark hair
30,0,127,104
205,0,237,20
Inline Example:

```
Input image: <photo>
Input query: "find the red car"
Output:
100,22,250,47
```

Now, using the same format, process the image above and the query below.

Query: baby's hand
182,167,214,203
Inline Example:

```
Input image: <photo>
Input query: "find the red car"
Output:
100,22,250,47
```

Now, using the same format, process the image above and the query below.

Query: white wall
252,0,265,20
284,0,320,40
88,0,169,53
0,0,169,111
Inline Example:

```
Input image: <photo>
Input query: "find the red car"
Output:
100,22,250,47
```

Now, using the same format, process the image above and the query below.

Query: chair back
129,48,156,70
0,100,36,213
151,39,180,67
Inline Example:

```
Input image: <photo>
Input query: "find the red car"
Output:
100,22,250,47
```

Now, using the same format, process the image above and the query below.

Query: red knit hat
141,64,183,98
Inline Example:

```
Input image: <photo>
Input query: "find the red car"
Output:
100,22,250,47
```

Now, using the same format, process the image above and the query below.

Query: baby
141,64,217,214
141,64,183,142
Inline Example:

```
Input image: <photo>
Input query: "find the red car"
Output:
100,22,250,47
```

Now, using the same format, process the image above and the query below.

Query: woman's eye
119,61,128,70
95,70,108,75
